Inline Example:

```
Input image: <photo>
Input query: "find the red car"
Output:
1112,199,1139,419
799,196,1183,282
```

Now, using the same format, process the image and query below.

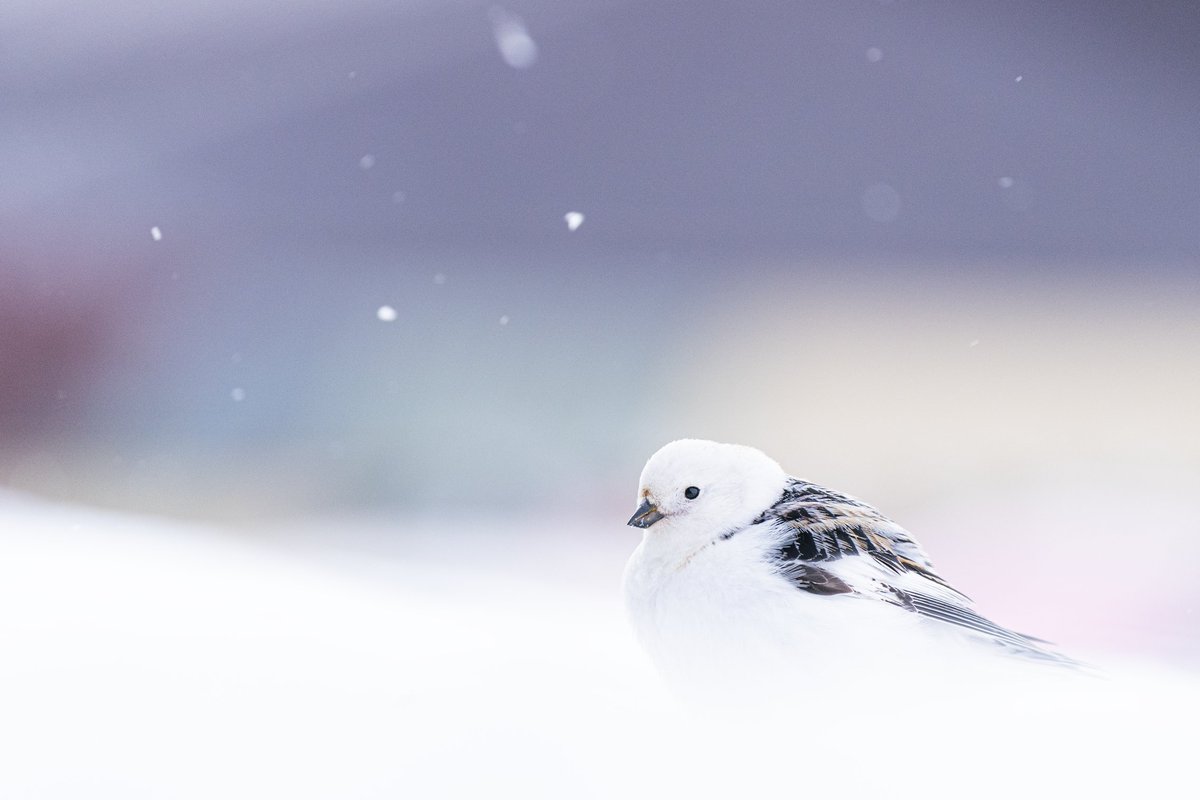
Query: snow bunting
623,439,1078,685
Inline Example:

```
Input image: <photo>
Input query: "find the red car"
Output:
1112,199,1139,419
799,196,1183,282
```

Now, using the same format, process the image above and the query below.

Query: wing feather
892,589,1081,666
761,478,1079,667
760,478,963,598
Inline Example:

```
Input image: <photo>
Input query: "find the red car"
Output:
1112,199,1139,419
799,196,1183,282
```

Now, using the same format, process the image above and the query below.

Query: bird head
628,439,787,543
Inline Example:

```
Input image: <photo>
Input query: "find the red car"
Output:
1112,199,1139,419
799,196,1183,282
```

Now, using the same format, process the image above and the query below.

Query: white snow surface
1,491,1196,799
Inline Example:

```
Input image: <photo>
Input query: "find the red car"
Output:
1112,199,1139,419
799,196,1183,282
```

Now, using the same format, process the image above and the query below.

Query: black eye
684,486,700,500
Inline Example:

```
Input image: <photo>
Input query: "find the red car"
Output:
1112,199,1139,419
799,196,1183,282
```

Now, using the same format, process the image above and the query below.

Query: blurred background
3,0,1199,745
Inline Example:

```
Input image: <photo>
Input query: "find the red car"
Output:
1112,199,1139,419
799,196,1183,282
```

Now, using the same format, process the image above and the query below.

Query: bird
622,439,1079,688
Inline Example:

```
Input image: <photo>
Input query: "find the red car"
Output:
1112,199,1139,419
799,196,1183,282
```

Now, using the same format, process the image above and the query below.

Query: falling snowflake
150,226,162,241
490,8,538,69
376,305,398,322
564,211,585,231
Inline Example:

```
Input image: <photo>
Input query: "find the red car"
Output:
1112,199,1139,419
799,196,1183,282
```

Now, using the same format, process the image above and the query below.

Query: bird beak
627,498,665,528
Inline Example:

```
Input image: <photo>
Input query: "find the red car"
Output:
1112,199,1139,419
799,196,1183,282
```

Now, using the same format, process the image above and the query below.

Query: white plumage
623,439,1078,689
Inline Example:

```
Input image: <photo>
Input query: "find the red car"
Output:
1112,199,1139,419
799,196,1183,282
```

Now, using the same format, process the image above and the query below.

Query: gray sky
2,0,1198,514
6,1,1198,261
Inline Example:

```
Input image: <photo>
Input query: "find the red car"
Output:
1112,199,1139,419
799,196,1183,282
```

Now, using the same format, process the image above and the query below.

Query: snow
375,305,397,322
499,314,510,325
150,226,162,241
999,176,1015,188
866,47,883,63
490,8,538,70
359,154,375,170
230,387,246,401
1,492,1196,799
564,211,585,231
433,272,447,285
0,494,654,799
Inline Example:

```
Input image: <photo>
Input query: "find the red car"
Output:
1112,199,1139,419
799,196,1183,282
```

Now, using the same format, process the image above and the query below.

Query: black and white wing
758,478,1079,667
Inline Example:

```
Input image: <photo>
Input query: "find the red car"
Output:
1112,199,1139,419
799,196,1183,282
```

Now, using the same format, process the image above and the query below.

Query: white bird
622,439,1078,689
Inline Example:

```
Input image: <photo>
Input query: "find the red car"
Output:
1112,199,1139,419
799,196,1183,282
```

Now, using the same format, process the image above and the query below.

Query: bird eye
684,486,700,500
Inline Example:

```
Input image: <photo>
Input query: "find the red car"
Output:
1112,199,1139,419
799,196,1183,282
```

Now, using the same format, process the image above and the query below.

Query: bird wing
759,478,1079,667
758,478,964,600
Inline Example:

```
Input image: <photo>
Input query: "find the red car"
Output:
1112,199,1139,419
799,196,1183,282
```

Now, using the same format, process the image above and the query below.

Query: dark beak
627,498,665,528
